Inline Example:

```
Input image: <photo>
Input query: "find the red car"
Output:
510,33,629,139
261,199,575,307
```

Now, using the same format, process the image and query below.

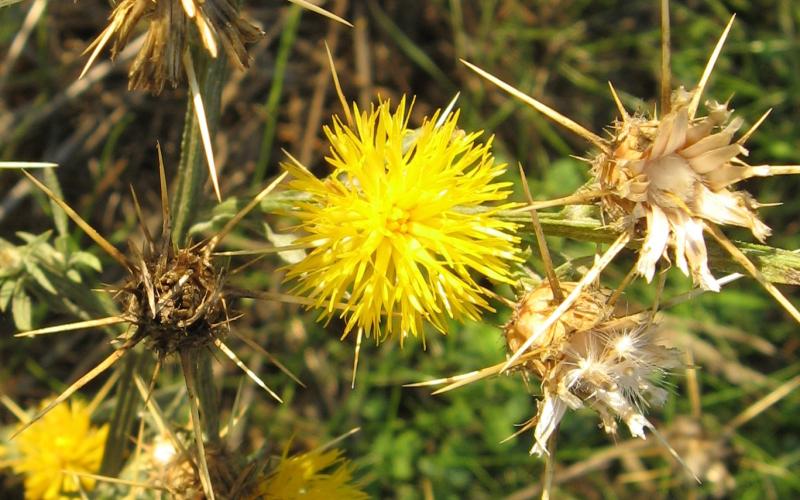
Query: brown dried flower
86,0,263,93
594,89,769,291
504,283,680,455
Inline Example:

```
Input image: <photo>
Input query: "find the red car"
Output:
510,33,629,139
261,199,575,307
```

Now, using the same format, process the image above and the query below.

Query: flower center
386,205,411,234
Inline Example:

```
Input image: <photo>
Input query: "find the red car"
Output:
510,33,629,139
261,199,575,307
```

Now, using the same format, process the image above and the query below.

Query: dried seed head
504,282,609,369
151,440,254,499
90,0,263,93
505,283,680,456
593,89,770,290
124,245,227,358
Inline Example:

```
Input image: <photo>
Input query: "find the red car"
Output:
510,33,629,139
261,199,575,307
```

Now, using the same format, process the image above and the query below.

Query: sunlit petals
284,97,520,342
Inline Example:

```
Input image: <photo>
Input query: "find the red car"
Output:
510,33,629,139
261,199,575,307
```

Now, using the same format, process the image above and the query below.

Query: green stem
502,209,800,286
100,346,149,476
193,348,222,445
171,46,227,446
259,189,800,285
171,48,227,245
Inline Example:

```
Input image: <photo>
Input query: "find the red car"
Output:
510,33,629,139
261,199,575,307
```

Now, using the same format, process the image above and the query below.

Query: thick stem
193,347,222,445
100,347,149,476
171,48,227,245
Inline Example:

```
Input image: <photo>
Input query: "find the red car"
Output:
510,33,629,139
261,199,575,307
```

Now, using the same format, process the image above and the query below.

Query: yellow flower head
5,399,109,499
254,448,367,500
284,96,520,342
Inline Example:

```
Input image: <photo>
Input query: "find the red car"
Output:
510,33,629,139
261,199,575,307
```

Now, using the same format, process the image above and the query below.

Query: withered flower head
414,280,683,461
148,438,256,499
594,89,768,291
13,162,291,499
86,0,263,93
124,237,225,357
504,282,680,456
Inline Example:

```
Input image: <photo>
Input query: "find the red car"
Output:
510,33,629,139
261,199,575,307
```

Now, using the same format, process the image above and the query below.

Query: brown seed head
504,282,611,375
125,245,227,357
505,282,680,455
92,0,263,93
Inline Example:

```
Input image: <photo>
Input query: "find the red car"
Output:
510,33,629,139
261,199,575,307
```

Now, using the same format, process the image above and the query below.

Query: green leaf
12,283,32,331
43,168,69,237
24,261,57,294
0,279,15,311
71,251,102,273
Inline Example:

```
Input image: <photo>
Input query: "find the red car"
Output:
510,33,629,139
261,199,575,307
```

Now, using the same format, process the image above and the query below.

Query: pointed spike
156,143,171,243
461,59,608,152
0,161,58,169
0,395,28,423
231,330,305,387
182,51,221,202
502,231,630,371
435,92,461,129
608,265,638,307
208,170,289,250
87,368,121,416
659,273,743,310
286,0,353,27
230,288,350,309
312,427,362,454
143,359,161,406
179,351,216,500
650,265,668,318
607,82,629,121
659,0,672,115
60,470,169,491
519,163,563,302
15,316,127,338
705,222,800,325
754,165,800,176
214,339,284,403
79,23,116,80
129,185,155,249
180,0,196,18
737,108,771,145
133,374,189,458
646,422,700,483
22,170,133,270
351,328,363,389
325,41,353,127
508,190,608,213
213,242,310,256
688,14,736,119
10,347,128,440
127,241,157,319
724,374,800,436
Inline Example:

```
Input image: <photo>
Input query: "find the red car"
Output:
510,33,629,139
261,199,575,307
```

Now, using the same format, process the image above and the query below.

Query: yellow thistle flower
4,399,108,499
283,97,520,343
253,448,367,500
